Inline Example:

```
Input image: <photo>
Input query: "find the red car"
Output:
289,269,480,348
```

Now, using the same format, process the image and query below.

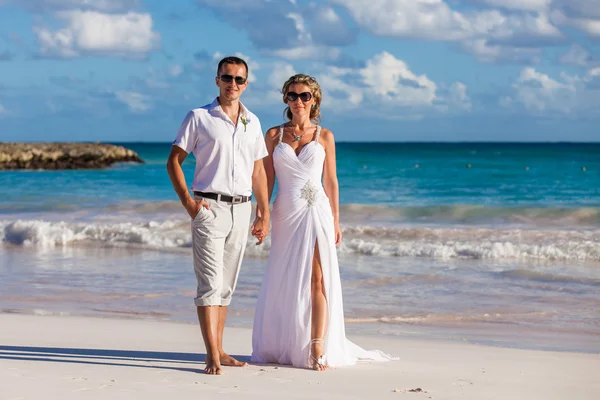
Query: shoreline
2,241,599,357
1,313,598,400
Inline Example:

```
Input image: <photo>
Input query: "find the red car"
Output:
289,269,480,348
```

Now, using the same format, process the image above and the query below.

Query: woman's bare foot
204,353,223,375
220,352,248,367
310,339,328,371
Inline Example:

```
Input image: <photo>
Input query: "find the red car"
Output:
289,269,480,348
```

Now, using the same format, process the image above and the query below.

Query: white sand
0,314,598,400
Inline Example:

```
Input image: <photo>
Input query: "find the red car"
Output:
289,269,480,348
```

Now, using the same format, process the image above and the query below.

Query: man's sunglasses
286,91,313,102
218,74,247,85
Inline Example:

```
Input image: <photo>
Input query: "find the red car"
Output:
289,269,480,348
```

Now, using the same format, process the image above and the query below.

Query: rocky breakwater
0,143,144,170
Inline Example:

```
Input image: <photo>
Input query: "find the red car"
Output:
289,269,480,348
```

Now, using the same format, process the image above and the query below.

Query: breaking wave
2,219,599,262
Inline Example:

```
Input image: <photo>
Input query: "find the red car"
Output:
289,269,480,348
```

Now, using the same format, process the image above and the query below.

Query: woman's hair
281,74,322,123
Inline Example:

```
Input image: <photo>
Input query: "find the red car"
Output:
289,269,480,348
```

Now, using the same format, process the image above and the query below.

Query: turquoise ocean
1,143,599,353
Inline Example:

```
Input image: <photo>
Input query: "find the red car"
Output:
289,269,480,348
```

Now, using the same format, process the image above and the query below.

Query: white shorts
191,195,252,306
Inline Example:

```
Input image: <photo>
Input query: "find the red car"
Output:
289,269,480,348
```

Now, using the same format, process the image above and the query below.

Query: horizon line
3,140,600,145
117,140,600,144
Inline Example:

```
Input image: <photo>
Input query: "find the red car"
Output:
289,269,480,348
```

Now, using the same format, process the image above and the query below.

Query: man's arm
251,157,270,245
166,146,207,218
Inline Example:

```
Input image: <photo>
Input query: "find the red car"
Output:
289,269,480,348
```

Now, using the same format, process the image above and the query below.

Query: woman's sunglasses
286,91,313,102
218,74,247,85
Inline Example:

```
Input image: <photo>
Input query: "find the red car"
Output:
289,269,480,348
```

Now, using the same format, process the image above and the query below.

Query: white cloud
572,68,600,109
469,9,562,44
144,79,169,89
581,67,600,90
331,0,472,41
515,68,575,114
551,10,600,38
317,6,341,23
333,1,564,63
307,52,468,117
552,0,600,19
34,11,159,58
550,1,600,39
3,0,139,12
268,63,297,90
286,12,311,42
265,11,342,60
168,64,183,77
307,5,356,47
448,82,472,111
501,67,600,116
195,0,350,61
575,19,600,38
192,0,599,65
270,45,341,61
116,91,151,112
0,104,8,115
317,67,364,111
461,38,542,63
244,62,298,108
559,44,593,66
505,13,563,43
467,0,551,12
360,52,437,106
588,68,600,78
333,0,560,43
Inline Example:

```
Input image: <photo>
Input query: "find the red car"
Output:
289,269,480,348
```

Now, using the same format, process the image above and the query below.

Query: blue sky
0,0,599,142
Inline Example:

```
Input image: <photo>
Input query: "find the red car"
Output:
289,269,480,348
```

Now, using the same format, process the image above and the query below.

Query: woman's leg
310,242,328,371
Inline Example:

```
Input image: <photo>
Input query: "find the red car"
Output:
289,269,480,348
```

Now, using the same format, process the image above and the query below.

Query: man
167,56,270,375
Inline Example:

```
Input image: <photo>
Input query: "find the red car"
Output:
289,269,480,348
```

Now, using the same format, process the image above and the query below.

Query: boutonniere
240,114,250,132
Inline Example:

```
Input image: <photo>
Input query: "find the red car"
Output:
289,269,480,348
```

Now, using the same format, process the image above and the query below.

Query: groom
167,56,270,375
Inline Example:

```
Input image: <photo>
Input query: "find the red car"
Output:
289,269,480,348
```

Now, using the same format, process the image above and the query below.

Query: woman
251,74,393,370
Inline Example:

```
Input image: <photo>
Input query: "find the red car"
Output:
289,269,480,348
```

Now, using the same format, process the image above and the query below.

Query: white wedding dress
251,125,394,368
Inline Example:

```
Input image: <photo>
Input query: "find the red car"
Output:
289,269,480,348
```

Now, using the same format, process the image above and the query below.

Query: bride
251,74,394,371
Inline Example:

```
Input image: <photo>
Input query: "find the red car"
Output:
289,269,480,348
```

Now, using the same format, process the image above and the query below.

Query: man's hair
217,56,249,78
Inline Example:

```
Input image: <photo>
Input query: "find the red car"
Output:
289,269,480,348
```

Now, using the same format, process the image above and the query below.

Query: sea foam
2,219,599,262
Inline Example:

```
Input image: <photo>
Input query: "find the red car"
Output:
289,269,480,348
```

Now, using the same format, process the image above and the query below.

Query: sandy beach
1,314,598,400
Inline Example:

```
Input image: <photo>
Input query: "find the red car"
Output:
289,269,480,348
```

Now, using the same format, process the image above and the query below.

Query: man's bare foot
220,352,248,367
204,354,223,375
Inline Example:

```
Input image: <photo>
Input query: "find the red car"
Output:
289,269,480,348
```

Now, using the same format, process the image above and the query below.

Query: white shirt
173,98,268,197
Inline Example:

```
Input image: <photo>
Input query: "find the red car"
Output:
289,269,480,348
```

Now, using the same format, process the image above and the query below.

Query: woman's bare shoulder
318,126,335,144
265,125,283,141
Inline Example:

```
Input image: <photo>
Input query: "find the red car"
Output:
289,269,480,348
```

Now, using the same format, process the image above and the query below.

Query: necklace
288,124,312,142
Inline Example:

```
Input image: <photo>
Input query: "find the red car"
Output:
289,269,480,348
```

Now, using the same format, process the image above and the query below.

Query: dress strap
277,124,284,145
314,125,321,142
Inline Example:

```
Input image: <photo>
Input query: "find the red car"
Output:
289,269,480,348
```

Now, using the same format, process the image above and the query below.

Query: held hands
251,211,270,245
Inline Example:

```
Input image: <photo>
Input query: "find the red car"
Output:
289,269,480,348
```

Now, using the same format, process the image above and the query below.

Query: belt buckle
232,195,243,204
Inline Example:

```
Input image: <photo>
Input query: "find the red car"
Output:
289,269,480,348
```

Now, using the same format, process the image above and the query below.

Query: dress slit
305,219,330,364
